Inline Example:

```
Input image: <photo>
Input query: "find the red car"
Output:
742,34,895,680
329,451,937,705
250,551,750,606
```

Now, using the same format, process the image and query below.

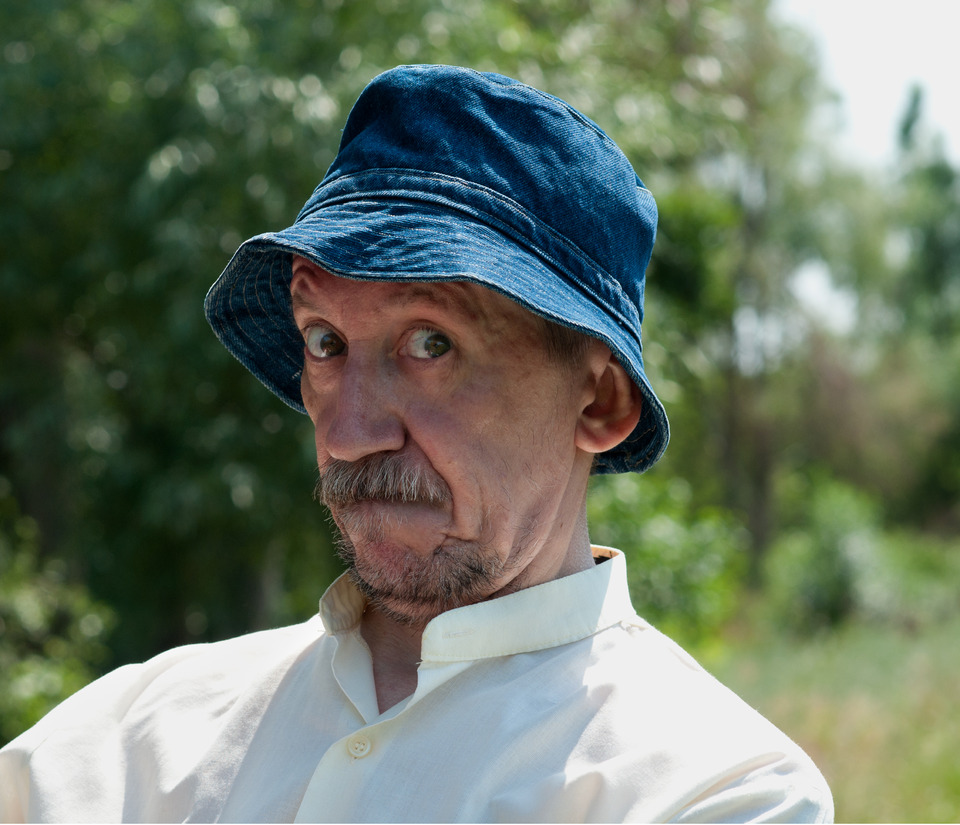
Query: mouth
342,497,447,519
332,497,453,552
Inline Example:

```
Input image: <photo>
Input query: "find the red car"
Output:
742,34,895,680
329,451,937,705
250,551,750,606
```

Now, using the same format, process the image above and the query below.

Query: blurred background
1,0,958,820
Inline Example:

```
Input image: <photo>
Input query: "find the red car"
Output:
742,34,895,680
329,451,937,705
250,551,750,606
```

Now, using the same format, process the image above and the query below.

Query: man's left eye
407,329,452,359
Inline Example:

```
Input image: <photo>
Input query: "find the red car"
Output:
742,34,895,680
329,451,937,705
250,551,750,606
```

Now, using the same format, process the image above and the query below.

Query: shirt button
347,735,372,758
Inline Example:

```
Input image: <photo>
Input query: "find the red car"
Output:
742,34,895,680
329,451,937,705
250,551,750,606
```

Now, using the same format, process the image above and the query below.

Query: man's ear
575,350,643,455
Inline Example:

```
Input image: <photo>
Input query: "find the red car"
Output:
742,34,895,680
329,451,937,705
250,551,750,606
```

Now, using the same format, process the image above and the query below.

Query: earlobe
575,353,643,455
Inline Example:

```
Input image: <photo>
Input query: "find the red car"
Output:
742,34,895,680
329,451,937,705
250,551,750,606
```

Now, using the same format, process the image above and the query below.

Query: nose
318,353,406,462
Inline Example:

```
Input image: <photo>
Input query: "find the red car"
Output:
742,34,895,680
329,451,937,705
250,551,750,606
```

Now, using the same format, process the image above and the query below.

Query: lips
334,498,452,552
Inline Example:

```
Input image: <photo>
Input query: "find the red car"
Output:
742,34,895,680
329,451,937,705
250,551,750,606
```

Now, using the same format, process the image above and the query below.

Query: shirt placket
294,650,474,823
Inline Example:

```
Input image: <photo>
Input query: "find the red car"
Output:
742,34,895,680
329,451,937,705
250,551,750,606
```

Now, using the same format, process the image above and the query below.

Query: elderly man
0,65,832,822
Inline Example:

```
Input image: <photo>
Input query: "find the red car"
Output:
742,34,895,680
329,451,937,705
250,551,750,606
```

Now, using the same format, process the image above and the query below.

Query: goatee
314,453,508,626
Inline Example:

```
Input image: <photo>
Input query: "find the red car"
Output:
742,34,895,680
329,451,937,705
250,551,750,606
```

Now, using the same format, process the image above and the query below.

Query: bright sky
775,0,960,168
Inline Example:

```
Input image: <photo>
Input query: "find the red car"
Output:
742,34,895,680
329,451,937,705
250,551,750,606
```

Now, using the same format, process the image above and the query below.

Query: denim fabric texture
204,64,669,474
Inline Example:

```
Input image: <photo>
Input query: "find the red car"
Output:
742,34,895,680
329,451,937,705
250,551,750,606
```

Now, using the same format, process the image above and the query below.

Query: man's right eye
305,326,346,359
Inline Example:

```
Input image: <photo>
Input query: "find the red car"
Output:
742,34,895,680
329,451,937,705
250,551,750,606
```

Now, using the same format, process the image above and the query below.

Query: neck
360,607,424,714
359,487,595,714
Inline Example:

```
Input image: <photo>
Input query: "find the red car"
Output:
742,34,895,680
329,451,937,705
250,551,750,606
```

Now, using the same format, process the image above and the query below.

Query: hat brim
204,199,668,474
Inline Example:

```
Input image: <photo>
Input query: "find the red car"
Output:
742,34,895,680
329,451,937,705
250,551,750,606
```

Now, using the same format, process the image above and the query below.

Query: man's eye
305,326,346,359
407,329,452,359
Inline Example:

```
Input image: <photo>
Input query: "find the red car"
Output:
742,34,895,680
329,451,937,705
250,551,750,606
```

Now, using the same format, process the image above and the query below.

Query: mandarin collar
318,547,638,662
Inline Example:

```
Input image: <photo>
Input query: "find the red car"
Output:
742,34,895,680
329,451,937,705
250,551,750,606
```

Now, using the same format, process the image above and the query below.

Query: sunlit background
1,1,958,821
778,0,960,167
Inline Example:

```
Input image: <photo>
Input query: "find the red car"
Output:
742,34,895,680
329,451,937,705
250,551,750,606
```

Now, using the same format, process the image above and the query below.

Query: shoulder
14,616,326,747
564,619,835,822
0,617,327,822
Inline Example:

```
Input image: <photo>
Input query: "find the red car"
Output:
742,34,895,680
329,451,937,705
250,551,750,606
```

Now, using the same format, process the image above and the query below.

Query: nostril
322,394,406,463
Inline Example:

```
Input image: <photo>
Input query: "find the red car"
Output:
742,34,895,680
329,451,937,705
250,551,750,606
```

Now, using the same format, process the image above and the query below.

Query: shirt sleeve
0,664,142,823
667,752,834,823
0,748,26,823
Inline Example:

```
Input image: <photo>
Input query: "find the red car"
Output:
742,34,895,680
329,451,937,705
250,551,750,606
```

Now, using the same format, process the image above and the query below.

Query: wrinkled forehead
289,254,544,337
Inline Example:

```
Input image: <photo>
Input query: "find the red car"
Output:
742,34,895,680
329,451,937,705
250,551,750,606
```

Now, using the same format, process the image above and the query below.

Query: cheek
300,371,318,419
454,397,568,487
300,371,330,454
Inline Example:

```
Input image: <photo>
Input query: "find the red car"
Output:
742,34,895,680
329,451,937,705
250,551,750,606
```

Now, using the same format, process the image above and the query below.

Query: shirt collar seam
420,617,630,663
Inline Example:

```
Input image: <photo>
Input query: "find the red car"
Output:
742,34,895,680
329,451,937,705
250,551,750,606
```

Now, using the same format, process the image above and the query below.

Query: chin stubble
313,453,510,624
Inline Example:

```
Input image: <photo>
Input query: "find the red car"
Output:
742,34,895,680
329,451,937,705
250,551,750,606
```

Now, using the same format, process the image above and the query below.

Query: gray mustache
315,454,451,509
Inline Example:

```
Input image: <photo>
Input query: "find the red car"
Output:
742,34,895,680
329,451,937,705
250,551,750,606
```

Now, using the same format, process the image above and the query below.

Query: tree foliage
2,0,959,741
588,474,746,648
0,480,114,744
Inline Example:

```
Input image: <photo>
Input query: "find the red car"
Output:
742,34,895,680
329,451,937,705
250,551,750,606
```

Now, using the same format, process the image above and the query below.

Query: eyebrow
290,277,491,329
395,282,487,324
290,291,316,313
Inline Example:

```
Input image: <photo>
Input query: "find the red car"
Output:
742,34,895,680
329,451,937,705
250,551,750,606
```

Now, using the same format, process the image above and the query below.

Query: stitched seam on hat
216,245,306,411
312,168,629,286
304,169,641,331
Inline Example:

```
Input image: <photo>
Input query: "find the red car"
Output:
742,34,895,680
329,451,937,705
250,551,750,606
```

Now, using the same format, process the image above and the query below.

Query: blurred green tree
588,473,746,650
0,0,833,662
0,479,115,743
890,88,960,529
4,0,957,743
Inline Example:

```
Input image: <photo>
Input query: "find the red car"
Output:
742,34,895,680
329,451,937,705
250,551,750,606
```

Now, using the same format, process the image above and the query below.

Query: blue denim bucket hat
205,64,669,474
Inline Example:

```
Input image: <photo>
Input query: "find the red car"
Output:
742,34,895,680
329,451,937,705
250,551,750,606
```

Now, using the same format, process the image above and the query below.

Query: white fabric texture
0,549,833,823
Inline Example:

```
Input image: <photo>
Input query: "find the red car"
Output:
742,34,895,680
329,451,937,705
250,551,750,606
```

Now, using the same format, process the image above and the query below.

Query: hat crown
308,65,655,320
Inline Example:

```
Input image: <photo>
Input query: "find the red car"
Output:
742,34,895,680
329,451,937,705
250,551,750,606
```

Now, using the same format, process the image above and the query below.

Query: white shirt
0,548,833,823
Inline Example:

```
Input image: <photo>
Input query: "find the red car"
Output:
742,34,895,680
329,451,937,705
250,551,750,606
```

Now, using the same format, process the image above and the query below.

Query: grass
707,616,960,823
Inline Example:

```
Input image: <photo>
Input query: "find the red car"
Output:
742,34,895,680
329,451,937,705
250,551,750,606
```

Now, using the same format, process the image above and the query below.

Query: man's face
290,256,599,627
